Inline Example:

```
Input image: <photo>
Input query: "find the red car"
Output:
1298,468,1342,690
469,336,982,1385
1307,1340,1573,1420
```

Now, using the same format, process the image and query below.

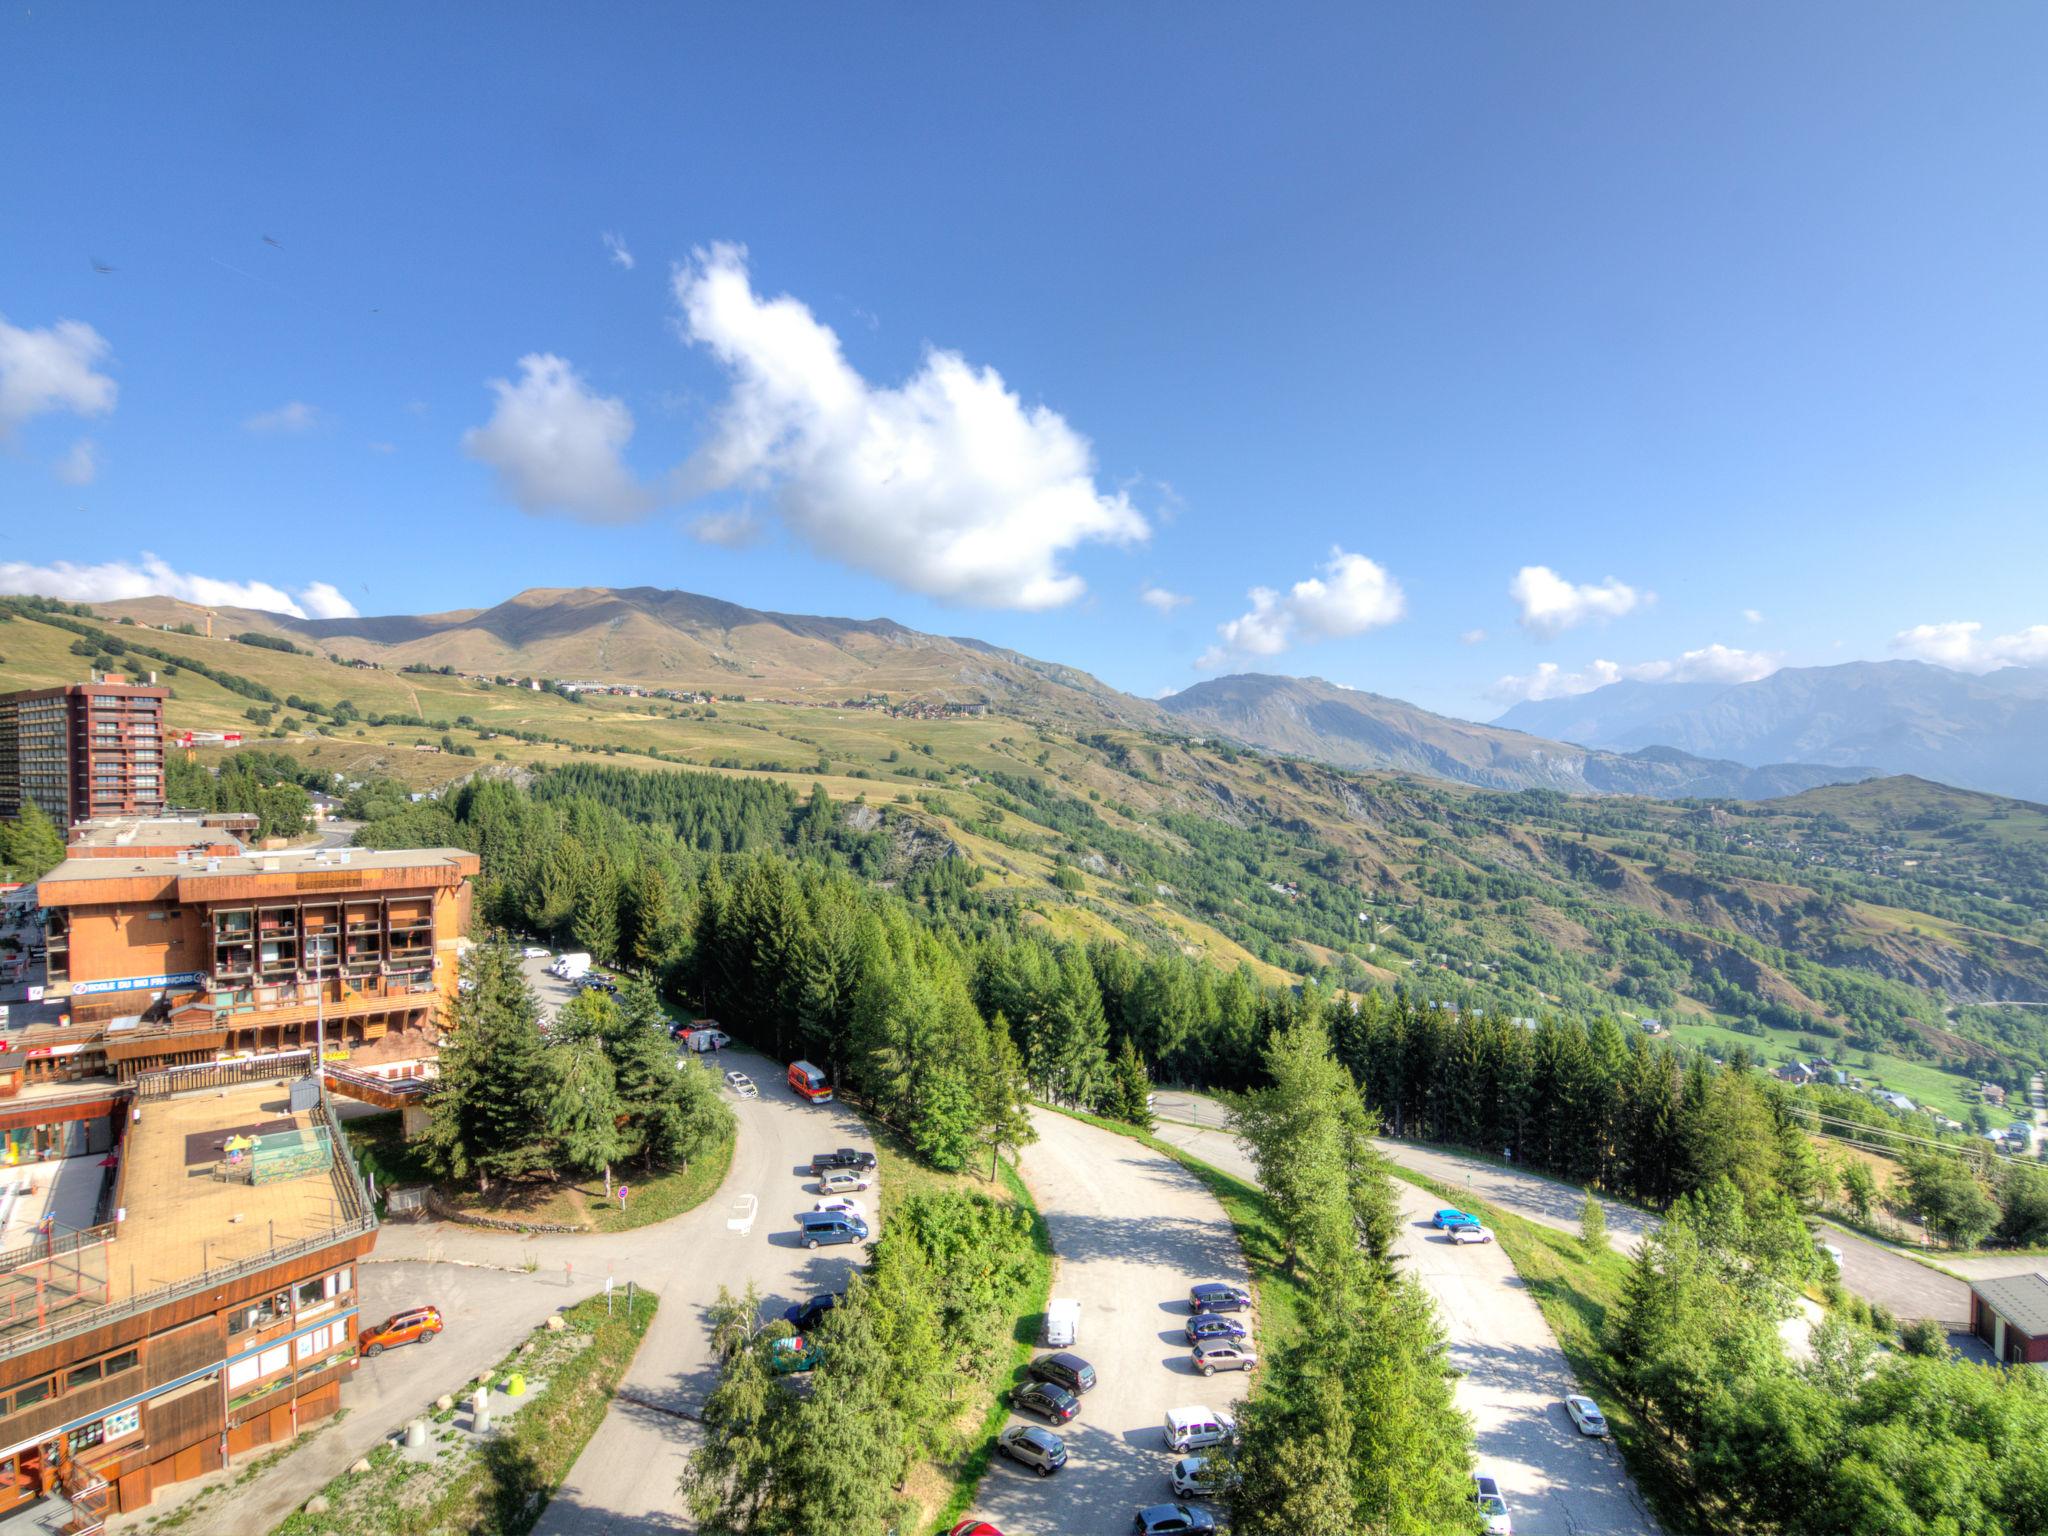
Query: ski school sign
71,971,205,997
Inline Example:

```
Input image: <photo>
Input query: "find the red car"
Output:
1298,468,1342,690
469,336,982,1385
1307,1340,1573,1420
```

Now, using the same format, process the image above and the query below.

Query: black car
1011,1379,1080,1424
1026,1351,1097,1394
810,1148,879,1174
783,1292,841,1332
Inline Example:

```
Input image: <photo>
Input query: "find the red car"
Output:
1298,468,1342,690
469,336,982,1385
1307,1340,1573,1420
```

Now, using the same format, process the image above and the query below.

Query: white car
811,1196,865,1220
1170,1455,1239,1499
725,1071,757,1098
687,1028,732,1052
1564,1395,1608,1437
1450,1224,1494,1245
726,1194,758,1234
522,946,550,959
1473,1473,1512,1535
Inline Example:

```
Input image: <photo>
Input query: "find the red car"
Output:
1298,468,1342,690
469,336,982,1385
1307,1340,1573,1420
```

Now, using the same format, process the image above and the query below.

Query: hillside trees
1229,1017,1472,1534
0,800,64,880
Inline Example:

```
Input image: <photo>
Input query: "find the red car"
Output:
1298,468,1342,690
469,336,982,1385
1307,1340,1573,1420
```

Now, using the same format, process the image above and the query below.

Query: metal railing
0,1220,118,1281
134,1055,311,1099
0,1200,374,1366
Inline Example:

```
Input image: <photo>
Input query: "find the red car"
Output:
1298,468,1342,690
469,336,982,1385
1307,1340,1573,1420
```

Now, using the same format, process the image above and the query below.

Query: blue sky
5,4,2047,720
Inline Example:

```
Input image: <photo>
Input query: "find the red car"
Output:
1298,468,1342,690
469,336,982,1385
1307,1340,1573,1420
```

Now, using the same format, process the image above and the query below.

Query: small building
1872,1090,1916,1114
1981,1083,2009,1108
1970,1273,2048,1367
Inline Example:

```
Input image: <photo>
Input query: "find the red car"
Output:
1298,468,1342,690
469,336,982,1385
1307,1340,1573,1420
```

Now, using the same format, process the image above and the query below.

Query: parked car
1027,1351,1097,1394
521,946,550,959
1170,1455,1240,1499
1184,1315,1248,1346
768,1334,821,1374
1450,1224,1495,1245
1433,1208,1481,1231
796,1210,868,1248
812,1195,865,1220
816,1168,870,1195
1133,1502,1217,1534
1011,1379,1080,1424
1816,1240,1845,1267
1163,1405,1235,1452
949,1523,1003,1536
997,1423,1067,1475
784,1293,840,1332
1188,1281,1252,1314
1564,1395,1608,1437
1473,1473,1513,1535
360,1306,442,1357
725,1071,758,1098
684,1027,731,1052
811,1148,879,1173
1191,1340,1257,1376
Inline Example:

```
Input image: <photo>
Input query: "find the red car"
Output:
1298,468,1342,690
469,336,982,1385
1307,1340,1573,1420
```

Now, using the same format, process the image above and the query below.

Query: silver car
1170,1455,1240,1499
1564,1395,1608,1437
998,1423,1067,1475
1191,1340,1257,1377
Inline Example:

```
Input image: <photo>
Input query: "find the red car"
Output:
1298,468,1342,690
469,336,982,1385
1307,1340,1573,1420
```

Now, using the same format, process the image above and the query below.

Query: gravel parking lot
966,1107,1251,1536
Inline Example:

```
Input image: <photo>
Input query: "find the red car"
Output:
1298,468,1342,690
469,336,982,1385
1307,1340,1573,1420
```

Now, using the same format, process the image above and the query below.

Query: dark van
796,1211,870,1249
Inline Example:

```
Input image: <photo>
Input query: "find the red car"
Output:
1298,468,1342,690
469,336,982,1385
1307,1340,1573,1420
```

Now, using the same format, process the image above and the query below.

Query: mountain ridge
1495,660,2048,801
88,585,1864,801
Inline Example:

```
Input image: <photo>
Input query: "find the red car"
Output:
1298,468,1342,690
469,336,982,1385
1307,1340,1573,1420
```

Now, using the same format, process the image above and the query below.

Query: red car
359,1305,443,1357
950,1523,1004,1536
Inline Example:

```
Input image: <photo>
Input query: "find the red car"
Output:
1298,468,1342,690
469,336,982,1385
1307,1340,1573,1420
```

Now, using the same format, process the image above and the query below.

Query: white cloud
1742,608,1765,625
602,231,636,271
0,315,116,437
242,400,323,434
1198,547,1405,668
1509,565,1644,637
1460,627,1487,645
53,437,98,486
688,509,763,548
671,243,1145,609
463,353,652,522
1140,583,1191,615
296,582,360,619
1891,621,2048,673
1490,642,1779,702
0,554,359,620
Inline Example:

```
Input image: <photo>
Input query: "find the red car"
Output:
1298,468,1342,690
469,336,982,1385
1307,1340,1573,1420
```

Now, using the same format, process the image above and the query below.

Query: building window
9,1378,49,1411
104,1348,138,1377
66,1361,101,1390
68,1420,104,1454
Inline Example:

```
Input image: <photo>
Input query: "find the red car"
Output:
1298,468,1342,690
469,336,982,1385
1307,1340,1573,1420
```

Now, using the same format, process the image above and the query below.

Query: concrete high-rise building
0,680,168,828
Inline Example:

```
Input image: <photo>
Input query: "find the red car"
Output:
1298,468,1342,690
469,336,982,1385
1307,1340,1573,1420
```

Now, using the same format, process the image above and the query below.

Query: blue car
1185,1314,1249,1346
1188,1282,1252,1314
1433,1208,1480,1231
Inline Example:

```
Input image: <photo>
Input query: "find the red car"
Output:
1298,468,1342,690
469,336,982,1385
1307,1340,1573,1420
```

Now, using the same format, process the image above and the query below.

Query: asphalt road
964,1106,1251,1536
1152,1091,1659,1255
135,1262,585,1536
1153,1118,1659,1536
1815,1221,1972,1326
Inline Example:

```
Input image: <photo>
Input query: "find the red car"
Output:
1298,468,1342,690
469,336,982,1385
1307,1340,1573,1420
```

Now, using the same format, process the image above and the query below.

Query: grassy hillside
8,600,2047,1090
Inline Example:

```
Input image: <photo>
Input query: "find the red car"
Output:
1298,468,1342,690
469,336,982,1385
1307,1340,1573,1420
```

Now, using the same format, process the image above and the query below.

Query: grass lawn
271,1291,657,1536
1665,1018,1983,1122
344,1112,735,1233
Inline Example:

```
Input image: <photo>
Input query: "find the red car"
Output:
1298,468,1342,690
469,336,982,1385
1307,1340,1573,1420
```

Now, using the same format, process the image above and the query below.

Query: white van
550,952,592,981
1044,1297,1080,1348
1164,1405,1236,1452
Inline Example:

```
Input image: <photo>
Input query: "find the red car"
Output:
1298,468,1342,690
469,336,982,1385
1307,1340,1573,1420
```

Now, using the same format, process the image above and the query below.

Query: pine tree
1100,1038,1155,1130
421,944,558,1194
0,800,64,880
572,856,621,965
979,1013,1037,1178
550,1033,625,1190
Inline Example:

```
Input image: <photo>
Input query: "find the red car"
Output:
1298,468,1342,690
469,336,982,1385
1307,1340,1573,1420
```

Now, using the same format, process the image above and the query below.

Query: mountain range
1155,674,1864,800
80,585,1885,804
1496,661,2048,803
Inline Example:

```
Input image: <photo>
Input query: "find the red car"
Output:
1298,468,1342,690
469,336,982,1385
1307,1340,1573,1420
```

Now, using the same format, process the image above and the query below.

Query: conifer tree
421,944,558,1194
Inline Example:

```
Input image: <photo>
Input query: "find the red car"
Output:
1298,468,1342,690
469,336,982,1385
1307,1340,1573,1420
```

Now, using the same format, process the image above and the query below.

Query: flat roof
38,846,477,894
1975,1272,2048,1339
112,1079,357,1298
66,816,250,852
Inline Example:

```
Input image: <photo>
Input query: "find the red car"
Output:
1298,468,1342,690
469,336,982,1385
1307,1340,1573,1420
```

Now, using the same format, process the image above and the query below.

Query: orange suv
359,1306,443,1357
